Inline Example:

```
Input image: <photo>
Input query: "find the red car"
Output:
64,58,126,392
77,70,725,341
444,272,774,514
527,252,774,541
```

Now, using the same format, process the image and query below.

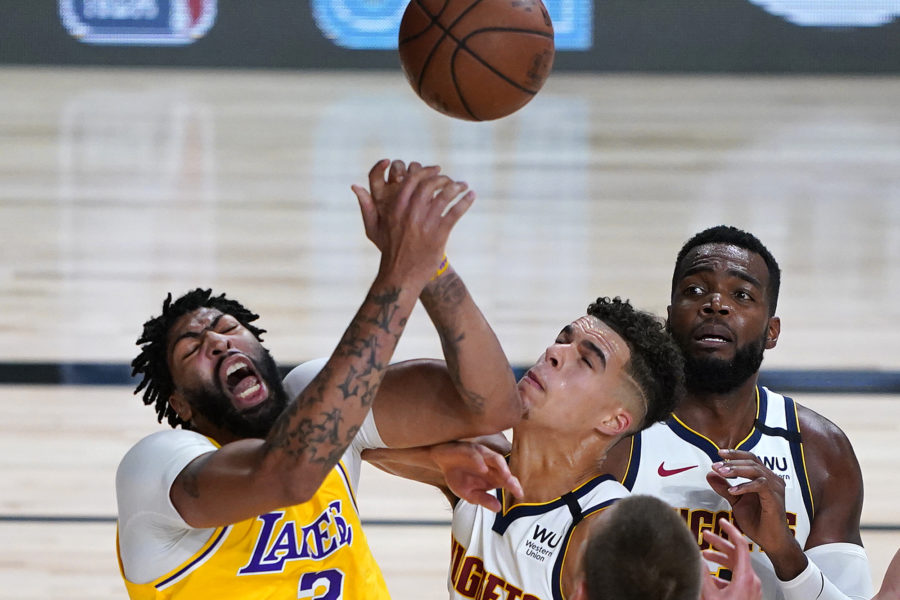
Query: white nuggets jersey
622,386,814,600
449,474,628,600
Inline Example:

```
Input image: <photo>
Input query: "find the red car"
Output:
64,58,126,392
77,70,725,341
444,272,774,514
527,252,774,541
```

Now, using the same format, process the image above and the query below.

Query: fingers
468,491,502,513
388,160,407,184
476,445,523,498
351,183,378,241
367,158,391,199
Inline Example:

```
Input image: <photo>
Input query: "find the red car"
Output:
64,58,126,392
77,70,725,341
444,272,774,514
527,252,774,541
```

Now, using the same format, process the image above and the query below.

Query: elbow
480,390,524,434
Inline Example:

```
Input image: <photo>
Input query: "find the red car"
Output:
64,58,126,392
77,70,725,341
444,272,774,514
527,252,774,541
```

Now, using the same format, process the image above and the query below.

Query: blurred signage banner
59,0,217,45
311,0,592,50
747,1,900,27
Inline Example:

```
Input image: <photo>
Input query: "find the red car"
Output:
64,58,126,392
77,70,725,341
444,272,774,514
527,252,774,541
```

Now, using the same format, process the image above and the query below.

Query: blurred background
1,1,898,598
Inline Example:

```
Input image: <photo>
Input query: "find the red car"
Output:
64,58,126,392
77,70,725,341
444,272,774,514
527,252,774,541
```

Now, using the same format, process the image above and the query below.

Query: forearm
779,543,873,600
420,265,521,431
264,273,421,497
363,446,450,489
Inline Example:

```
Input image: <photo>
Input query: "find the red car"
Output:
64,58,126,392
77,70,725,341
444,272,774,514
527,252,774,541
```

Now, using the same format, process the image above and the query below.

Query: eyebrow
682,265,763,290
171,313,225,351
561,324,608,369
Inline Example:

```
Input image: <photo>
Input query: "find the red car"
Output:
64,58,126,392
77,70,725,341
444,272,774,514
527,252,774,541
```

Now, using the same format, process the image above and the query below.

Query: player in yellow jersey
116,159,524,599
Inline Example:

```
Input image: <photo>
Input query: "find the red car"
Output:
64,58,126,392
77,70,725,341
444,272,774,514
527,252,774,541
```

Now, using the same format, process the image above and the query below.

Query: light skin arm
363,440,521,512
170,166,473,528
706,407,864,582
354,159,523,448
874,549,900,600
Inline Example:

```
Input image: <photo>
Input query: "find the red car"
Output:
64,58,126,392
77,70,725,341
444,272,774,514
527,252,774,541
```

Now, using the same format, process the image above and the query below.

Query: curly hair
131,288,266,428
586,297,684,430
672,225,781,315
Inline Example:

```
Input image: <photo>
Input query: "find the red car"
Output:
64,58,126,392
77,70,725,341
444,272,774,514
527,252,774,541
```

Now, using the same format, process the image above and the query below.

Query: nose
702,293,730,316
544,342,570,368
204,330,232,356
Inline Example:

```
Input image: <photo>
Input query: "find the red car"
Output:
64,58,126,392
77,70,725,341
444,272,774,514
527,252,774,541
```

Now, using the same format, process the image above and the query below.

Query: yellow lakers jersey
117,460,390,599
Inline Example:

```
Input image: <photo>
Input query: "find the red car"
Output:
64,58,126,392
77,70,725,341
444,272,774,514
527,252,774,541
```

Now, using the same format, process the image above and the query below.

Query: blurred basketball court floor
0,66,898,598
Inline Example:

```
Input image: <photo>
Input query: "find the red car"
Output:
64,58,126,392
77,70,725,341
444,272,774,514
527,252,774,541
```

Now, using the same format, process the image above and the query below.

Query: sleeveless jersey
117,460,390,600
621,386,814,600
449,474,628,600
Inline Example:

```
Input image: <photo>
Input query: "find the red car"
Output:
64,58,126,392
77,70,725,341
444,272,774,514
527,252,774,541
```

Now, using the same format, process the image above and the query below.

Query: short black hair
586,297,684,430
583,495,701,600
672,225,781,315
131,288,266,428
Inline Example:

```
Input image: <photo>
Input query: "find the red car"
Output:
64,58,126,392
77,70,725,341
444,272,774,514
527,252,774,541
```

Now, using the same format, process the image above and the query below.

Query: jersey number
298,568,344,600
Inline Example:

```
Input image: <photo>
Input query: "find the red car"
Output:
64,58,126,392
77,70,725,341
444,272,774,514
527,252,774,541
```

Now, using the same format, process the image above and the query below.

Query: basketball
398,0,555,122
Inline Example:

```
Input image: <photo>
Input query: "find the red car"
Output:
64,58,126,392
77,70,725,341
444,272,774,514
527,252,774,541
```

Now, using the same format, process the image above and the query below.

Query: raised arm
170,166,474,528
353,159,523,448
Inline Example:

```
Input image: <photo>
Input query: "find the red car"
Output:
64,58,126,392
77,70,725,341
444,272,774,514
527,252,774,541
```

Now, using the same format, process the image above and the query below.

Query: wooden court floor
0,67,898,598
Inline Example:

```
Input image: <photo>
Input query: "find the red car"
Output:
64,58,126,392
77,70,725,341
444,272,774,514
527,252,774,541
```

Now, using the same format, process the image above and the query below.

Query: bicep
171,438,296,528
802,411,864,548
373,359,483,448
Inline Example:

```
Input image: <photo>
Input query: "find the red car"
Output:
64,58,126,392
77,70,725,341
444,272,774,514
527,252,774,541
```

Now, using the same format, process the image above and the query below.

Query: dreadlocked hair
586,296,685,430
131,288,266,428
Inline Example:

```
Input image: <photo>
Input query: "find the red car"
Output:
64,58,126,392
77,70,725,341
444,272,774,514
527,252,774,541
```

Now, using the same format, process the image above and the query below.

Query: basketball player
571,494,762,600
115,160,525,598
603,225,873,600
368,296,686,599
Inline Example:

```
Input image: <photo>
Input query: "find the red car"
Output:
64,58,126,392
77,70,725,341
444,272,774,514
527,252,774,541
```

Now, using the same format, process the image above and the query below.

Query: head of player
576,494,703,600
131,288,289,442
667,225,782,395
517,296,684,444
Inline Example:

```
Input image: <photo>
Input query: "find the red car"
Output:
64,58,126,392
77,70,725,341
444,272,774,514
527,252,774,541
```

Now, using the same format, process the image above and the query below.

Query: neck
507,427,616,505
676,374,760,449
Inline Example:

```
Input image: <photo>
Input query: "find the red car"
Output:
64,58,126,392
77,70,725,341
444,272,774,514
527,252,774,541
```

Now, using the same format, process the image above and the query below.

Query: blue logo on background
59,0,217,45
313,0,592,50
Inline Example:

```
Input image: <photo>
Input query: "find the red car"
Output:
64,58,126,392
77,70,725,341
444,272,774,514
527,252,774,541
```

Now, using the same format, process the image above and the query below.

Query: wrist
431,254,449,281
768,540,809,582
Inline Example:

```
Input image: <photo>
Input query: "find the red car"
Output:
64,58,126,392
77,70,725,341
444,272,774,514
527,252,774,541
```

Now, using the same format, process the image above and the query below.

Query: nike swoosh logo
657,462,699,477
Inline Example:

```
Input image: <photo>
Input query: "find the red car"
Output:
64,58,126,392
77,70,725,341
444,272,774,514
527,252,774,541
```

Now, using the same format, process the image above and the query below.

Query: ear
765,316,781,350
168,390,193,423
596,408,632,437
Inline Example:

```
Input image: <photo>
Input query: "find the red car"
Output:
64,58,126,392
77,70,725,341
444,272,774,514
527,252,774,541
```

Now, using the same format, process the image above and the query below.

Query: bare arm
363,440,521,512
172,165,473,528
707,405,865,584
355,160,523,448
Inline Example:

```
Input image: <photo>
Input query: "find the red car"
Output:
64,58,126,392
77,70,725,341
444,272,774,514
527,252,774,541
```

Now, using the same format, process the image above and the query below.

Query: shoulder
794,401,858,469
791,398,864,537
282,357,329,399
117,430,215,496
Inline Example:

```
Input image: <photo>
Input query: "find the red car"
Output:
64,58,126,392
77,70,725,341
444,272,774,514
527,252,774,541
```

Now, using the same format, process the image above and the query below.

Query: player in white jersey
604,225,873,600
117,160,525,598
369,296,686,600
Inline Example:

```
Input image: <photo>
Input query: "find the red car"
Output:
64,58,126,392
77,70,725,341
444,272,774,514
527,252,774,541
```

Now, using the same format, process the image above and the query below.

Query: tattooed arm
353,160,522,448
170,165,474,528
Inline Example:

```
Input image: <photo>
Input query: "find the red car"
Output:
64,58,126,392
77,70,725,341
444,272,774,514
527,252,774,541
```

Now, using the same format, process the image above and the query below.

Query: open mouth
692,324,734,349
220,355,268,409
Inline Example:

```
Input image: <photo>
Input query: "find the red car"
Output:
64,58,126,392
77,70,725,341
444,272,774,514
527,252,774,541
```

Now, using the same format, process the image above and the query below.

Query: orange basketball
398,0,555,122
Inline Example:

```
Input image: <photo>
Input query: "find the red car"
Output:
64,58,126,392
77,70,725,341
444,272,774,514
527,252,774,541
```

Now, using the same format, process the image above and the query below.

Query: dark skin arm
354,160,523,448
707,405,864,581
170,166,474,528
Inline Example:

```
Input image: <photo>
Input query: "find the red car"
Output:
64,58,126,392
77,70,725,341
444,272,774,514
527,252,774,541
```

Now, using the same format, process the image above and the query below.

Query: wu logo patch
524,524,560,563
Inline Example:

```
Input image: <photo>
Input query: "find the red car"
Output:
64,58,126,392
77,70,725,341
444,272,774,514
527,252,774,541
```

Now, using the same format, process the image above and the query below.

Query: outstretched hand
700,518,762,600
430,441,522,512
352,158,474,287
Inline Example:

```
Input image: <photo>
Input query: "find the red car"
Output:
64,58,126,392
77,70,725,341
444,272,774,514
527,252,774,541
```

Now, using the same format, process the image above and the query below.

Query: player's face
518,316,634,432
167,307,288,438
667,243,779,394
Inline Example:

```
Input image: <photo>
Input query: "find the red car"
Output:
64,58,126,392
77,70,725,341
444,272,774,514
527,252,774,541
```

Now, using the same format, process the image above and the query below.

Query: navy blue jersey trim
783,394,815,521
492,474,617,534
621,433,641,491
667,416,722,463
